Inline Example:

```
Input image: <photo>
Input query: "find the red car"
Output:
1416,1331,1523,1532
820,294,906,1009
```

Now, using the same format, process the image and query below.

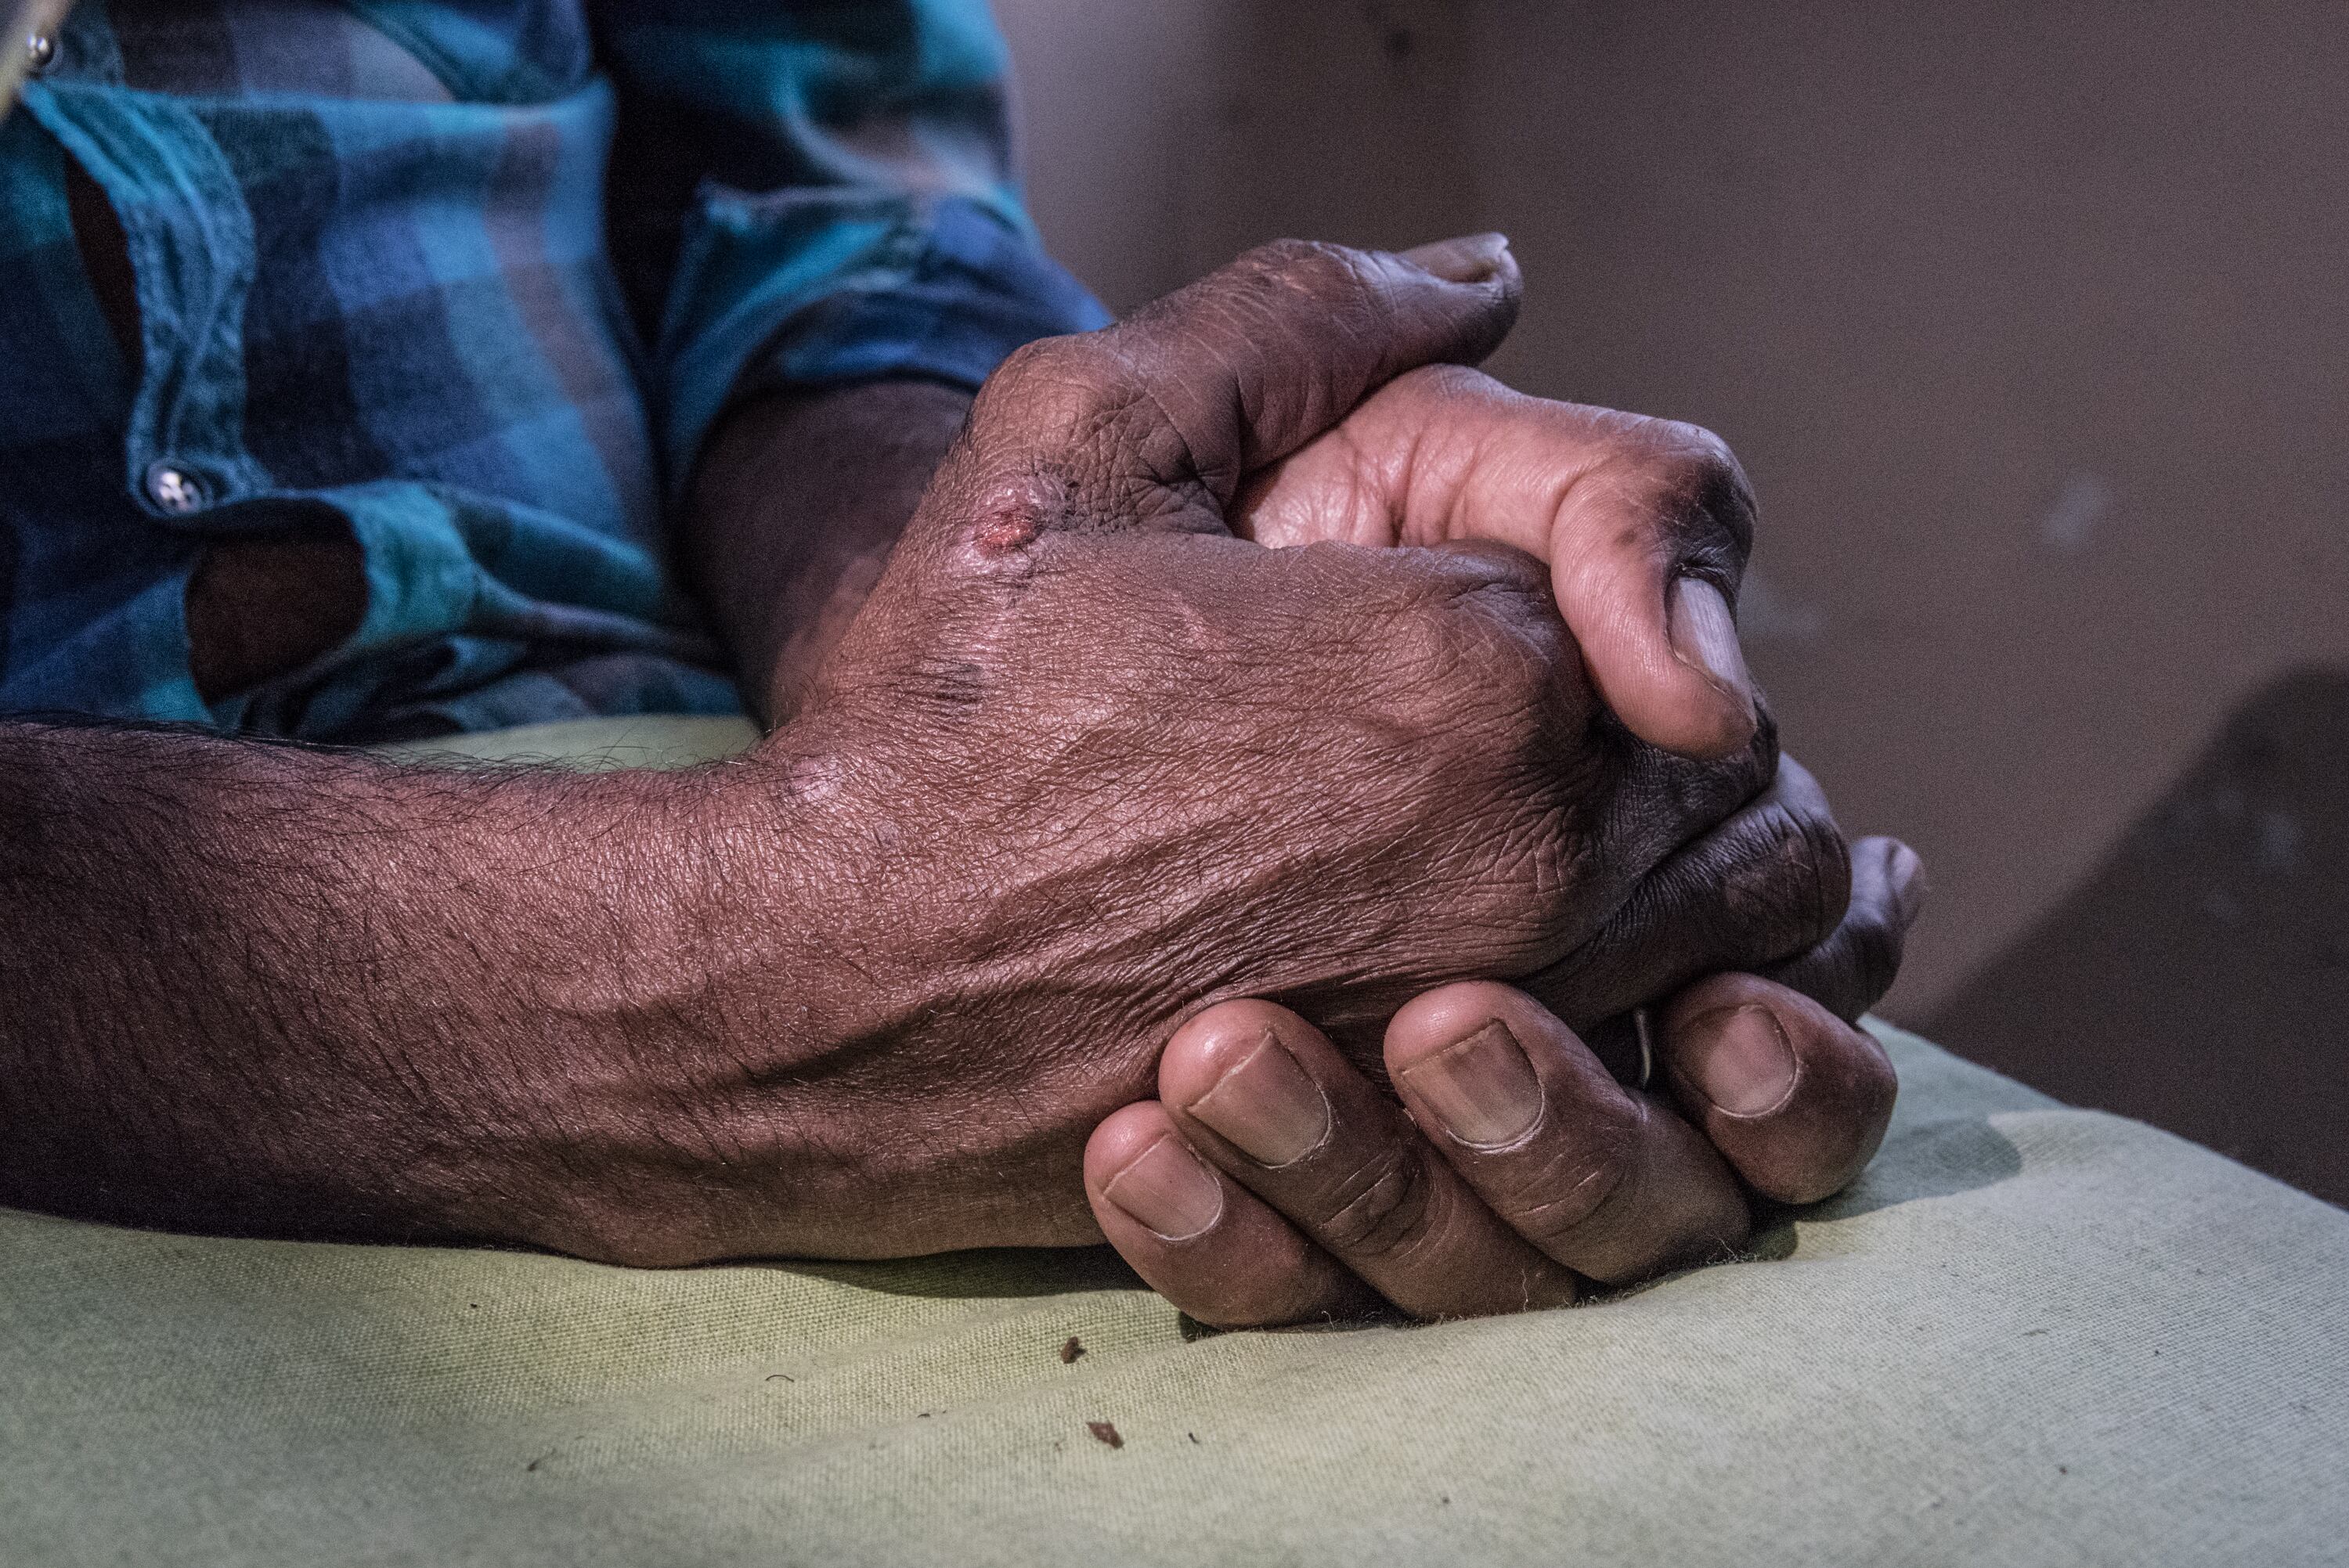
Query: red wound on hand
972,504,1042,555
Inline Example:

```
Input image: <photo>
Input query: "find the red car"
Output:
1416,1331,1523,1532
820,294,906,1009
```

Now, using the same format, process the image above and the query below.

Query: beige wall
994,0,2349,1022
994,0,1481,306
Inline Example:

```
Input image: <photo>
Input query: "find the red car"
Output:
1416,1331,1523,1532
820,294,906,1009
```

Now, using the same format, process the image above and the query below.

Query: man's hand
752,240,1850,1258
1042,260,1918,1322
1238,354,1765,760
1087,834,1924,1326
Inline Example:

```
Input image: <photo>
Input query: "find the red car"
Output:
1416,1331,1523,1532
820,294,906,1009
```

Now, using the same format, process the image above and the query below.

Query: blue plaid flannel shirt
0,1,1107,738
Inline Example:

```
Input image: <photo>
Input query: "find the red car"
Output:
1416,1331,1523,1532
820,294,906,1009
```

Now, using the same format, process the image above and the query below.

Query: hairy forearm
685,380,972,724
0,720,828,1251
0,385,1064,1263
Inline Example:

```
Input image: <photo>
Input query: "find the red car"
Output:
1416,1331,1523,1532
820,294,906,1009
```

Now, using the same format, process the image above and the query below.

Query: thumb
944,236,1521,539
1240,368,1764,760
1431,377,1766,759
1108,234,1523,501
1546,438,1761,760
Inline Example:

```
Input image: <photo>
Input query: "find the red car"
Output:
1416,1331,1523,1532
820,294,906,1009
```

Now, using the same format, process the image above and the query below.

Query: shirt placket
19,7,272,533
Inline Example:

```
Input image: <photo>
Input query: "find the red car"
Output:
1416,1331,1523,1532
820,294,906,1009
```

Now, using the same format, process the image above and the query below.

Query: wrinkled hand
1067,246,1923,1321
1236,349,1767,760
1088,832,1924,1325
744,240,1848,1260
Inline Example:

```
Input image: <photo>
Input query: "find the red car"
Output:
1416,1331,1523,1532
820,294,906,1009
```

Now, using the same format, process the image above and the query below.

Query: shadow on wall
1928,667,2349,1208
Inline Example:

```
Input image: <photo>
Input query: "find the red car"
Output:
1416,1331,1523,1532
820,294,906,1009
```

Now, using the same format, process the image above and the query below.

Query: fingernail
1400,232,1513,284
1101,1134,1225,1242
1669,576,1757,719
1887,842,1928,928
1398,1021,1543,1150
1185,1030,1332,1167
1680,1004,1798,1116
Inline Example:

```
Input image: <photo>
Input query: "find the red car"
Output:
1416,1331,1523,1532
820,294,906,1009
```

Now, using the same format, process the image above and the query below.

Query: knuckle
1495,1096,1644,1252
1379,575,1561,744
975,333,1127,440
1695,802,1852,969
1431,557,1568,687
1753,800,1853,956
1432,806,1603,975
1378,618,1597,960
1630,419,1756,561
1657,419,1741,476
1233,238,1388,335
1380,595,1471,688
1451,609,1557,730
1521,809,1605,929
1240,236,1328,271
1244,236,1373,293
984,334,1077,399
1794,809,1856,946
1314,1143,1440,1260
1839,902,1907,1007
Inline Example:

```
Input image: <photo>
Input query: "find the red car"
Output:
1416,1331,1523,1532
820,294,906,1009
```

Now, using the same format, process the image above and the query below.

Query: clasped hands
644,237,1919,1327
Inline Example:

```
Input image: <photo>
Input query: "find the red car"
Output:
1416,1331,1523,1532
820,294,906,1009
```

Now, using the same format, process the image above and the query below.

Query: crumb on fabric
1087,1421,1124,1450
1060,1336,1085,1364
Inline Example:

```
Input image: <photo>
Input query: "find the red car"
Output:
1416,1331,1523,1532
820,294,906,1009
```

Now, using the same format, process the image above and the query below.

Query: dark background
994,0,2349,1203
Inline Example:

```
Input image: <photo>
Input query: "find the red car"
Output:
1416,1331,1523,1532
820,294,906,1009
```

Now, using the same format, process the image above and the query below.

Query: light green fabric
5,718,2344,1566
377,714,765,772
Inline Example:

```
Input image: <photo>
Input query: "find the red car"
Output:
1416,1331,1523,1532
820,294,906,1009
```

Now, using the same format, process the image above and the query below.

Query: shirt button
24,31,56,76
145,463,209,516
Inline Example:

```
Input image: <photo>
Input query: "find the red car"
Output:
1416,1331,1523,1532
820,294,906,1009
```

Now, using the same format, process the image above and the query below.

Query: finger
1763,836,1927,1022
1442,377,1763,759
1525,754,1853,1035
1159,1000,1581,1321
1084,1102,1375,1328
958,237,1522,532
1658,973,1900,1206
1548,453,1759,761
1238,367,1759,758
1576,833,1921,1082
1385,982,1752,1285
1114,236,1524,497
